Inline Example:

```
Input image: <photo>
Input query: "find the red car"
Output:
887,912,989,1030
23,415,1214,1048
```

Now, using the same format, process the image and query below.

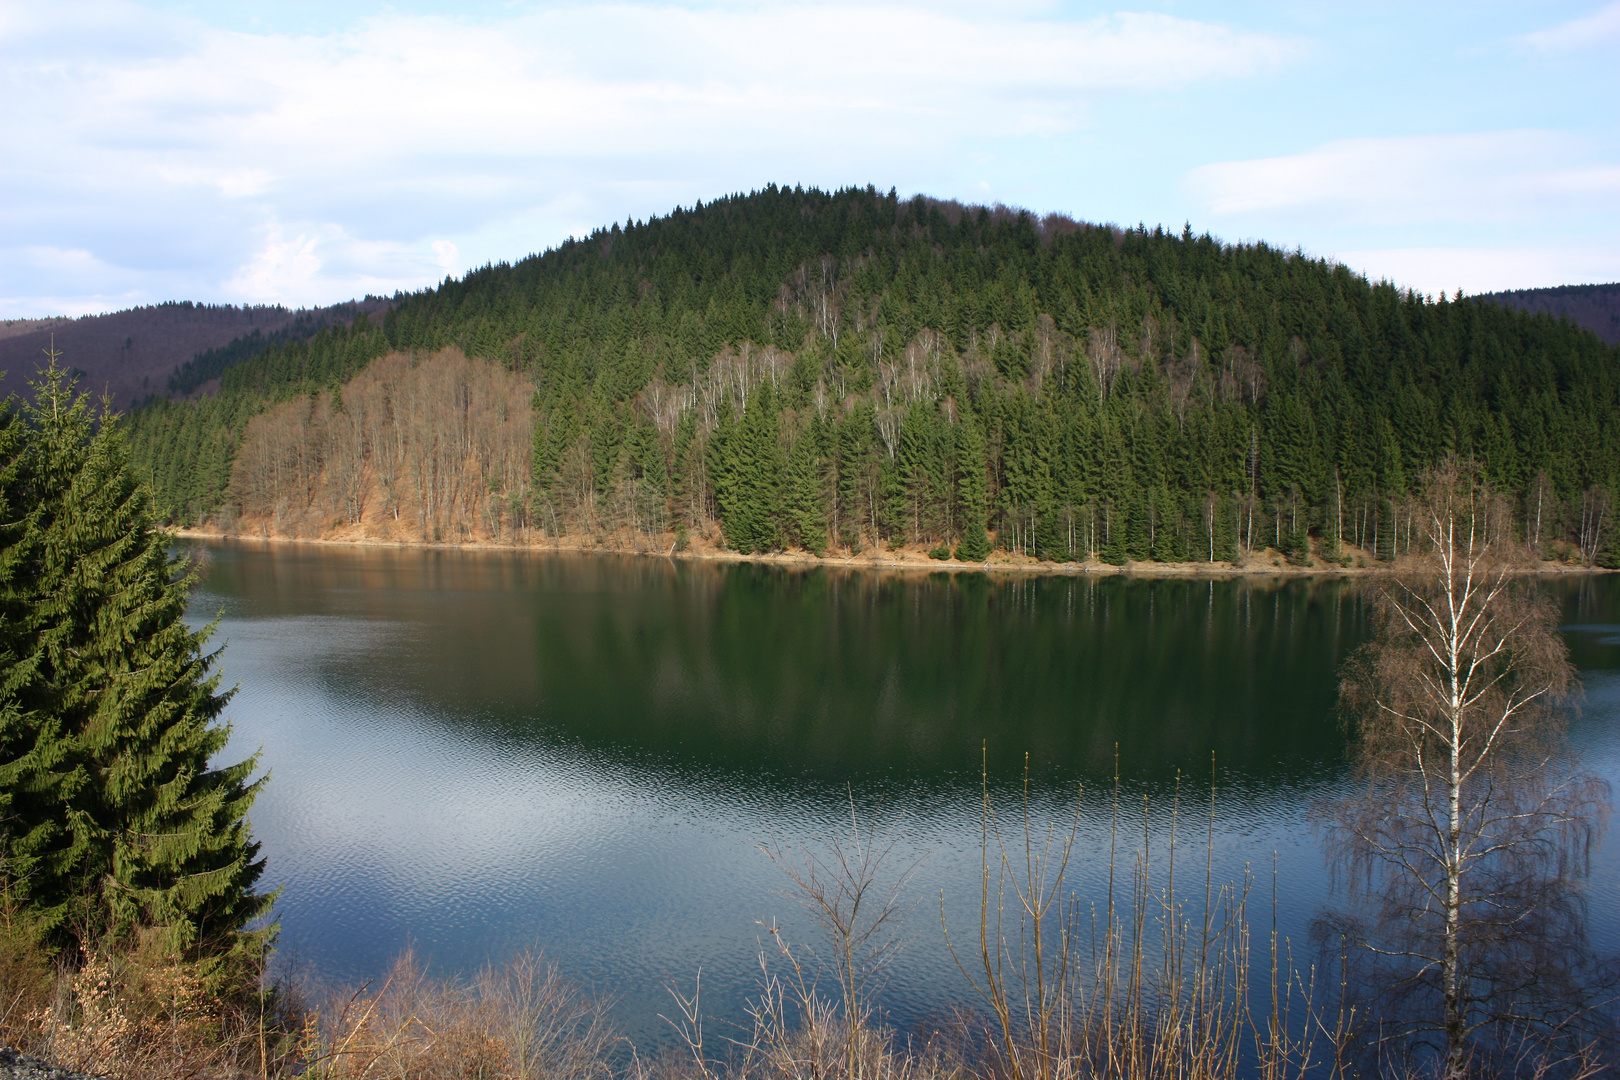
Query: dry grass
653,767,1355,1080
301,948,617,1080
0,888,54,1055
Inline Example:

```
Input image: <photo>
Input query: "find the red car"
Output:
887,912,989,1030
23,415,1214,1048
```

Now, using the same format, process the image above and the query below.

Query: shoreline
171,527,1615,578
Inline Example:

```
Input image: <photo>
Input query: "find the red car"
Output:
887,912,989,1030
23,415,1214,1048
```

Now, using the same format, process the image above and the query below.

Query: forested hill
0,297,391,411
1482,282,1620,346
127,184,1620,566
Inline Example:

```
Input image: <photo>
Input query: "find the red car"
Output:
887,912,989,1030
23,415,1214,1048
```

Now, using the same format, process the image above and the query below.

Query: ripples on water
185,543,1620,1041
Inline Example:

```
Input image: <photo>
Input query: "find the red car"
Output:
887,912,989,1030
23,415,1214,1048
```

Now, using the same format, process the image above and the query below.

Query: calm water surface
184,543,1620,1040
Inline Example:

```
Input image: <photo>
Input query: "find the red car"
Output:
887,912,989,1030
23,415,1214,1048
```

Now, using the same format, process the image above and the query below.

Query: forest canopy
125,184,1620,566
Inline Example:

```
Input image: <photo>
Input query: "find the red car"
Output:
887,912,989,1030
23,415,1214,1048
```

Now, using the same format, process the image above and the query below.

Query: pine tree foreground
0,359,271,975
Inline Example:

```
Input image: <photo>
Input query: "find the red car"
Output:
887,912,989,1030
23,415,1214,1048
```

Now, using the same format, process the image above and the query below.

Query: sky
2,0,1617,318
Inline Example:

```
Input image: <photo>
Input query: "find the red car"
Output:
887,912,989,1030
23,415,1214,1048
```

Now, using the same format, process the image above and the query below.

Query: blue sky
3,0,1617,317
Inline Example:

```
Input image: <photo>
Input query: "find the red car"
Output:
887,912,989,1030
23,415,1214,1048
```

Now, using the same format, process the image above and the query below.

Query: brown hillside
0,298,389,411
224,348,535,543
0,317,73,342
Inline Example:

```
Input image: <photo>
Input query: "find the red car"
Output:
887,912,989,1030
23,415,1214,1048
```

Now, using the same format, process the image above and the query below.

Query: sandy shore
171,527,1613,579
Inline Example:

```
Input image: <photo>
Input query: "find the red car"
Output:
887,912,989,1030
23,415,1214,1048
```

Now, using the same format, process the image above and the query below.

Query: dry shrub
739,991,963,1080
667,967,966,1080
16,926,294,1080
308,948,617,1080
0,872,299,1080
0,887,55,1056
928,757,1357,1080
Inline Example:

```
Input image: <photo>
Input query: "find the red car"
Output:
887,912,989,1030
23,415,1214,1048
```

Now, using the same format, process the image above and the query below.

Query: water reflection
185,542,1620,1042
199,545,1363,781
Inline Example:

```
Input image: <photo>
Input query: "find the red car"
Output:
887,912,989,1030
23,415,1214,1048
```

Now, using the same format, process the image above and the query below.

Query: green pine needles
711,382,787,554
0,358,271,970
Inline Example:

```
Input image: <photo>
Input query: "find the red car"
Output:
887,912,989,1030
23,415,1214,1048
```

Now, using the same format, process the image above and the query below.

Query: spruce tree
722,384,783,553
0,395,55,887
121,185,1620,566
954,415,991,561
707,399,738,545
0,362,270,968
786,420,829,555
957,518,991,563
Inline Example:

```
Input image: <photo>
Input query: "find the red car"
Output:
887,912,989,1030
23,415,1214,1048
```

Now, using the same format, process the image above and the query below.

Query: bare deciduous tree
1321,461,1614,1078
326,388,367,525
1526,471,1554,558
1578,485,1611,568
228,348,534,540
758,798,922,1080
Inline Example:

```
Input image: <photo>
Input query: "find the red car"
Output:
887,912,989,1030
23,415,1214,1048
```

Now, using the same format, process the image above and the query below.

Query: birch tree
1324,461,1613,1078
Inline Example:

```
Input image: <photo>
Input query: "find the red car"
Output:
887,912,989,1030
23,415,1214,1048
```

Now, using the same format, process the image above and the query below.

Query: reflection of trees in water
196,539,1620,1063
522,565,1362,782
1319,466,1617,1078
197,539,1613,792
206,542,1366,785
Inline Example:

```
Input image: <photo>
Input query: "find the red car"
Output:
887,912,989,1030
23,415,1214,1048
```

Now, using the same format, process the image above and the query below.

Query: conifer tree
0,362,271,969
124,185,1620,566
955,416,991,561
707,399,738,543
0,396,50,879
721,384,783,553
785,420,829,555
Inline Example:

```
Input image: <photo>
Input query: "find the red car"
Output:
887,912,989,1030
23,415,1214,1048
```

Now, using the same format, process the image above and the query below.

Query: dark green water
187,542,1620,1040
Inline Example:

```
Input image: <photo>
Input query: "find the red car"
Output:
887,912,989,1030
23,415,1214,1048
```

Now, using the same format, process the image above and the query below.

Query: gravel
0,1049,105,1080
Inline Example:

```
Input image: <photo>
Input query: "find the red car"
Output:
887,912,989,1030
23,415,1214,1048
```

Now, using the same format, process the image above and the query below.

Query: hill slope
0,298,390,410
1482,283,1620,346
126,185,1620,566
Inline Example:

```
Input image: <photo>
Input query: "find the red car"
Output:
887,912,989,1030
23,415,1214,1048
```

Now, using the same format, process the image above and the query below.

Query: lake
185,541,1620,1042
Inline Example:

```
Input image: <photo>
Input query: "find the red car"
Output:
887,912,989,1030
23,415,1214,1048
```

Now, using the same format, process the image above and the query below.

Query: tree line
127,185,1620,565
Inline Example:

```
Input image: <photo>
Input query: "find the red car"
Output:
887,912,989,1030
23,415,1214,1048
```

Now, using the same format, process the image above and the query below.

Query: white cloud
0,0,1298,311
43,5,1295,159
431,241,459,275
1184,132,1620,228
0,249,140,319
1333,245,1620,297
223,226,325,305
223,222,464,307
153,165,277,198
14,245,118,276
1524,1,1620,50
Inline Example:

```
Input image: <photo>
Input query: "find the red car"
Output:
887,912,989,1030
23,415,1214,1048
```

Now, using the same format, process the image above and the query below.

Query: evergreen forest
126,185,1620,566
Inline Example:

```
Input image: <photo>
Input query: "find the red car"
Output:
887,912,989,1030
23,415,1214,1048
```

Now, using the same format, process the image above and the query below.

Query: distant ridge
0,297,390,411
1480,283,1620,345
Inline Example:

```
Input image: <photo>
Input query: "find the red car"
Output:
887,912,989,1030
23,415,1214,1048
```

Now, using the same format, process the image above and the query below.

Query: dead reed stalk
940,750,1353,1080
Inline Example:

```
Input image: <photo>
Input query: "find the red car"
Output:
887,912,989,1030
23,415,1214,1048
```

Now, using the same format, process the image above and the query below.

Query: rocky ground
0,1049,102,1080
